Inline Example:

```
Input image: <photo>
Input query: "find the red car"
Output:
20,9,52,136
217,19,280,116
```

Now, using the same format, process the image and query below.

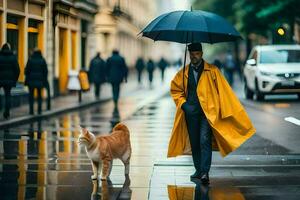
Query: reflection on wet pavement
91,176,131,200
1,92,300,199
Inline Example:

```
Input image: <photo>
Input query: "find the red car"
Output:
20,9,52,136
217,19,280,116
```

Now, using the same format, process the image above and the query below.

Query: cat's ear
80,126,88,134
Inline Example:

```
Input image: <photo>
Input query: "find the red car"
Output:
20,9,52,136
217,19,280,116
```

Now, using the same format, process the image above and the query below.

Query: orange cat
78,123,131,180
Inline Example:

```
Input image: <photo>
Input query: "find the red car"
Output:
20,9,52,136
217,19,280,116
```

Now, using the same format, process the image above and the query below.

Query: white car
243,45,300,100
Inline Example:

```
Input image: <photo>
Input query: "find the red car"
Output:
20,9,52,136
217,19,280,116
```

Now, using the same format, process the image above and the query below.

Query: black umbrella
140,10,242,91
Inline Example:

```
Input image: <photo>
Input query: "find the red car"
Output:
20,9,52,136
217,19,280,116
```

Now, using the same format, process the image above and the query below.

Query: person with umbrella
169,42,255,184
141,10,256,185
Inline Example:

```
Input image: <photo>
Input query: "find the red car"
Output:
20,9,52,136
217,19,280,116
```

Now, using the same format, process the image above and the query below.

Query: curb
0,97,111,129
0,88,171,130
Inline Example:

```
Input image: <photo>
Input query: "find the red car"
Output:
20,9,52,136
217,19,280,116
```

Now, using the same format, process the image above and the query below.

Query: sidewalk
0,68,175,129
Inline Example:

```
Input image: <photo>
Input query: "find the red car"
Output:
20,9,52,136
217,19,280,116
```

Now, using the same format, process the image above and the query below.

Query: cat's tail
113,123,129,134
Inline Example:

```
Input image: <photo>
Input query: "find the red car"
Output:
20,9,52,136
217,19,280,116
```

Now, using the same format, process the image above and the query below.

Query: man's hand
181,102,201,115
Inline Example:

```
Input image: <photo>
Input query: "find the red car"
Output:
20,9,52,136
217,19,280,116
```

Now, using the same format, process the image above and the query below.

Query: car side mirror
246,59,256,66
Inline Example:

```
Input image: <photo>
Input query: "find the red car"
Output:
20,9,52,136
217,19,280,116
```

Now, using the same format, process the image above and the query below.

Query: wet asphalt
1,70,300,200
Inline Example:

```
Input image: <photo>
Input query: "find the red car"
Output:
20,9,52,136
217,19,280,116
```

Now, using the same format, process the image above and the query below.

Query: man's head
112,49,119,55
188,43,203,66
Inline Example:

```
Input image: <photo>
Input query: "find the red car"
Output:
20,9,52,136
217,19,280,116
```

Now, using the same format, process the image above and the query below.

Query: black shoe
3,111,9,119
190,171,202,179
200,173,210,185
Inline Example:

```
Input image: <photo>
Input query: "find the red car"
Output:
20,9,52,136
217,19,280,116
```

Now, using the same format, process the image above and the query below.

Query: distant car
243,45,300,100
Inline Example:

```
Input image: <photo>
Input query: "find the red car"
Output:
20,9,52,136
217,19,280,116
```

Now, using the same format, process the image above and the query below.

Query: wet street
1,71,300,200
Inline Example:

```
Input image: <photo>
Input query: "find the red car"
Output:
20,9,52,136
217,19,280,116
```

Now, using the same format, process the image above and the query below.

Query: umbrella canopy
141,10,241,44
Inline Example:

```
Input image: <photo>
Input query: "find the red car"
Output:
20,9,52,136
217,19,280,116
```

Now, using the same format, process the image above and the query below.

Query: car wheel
255,79,264,101
244,81,254,99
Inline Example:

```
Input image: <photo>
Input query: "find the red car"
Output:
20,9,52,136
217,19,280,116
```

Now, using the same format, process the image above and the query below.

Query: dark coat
88,56,106,84
0,49,20,87
147,60,155,73
135,58,145,72
158,58,168,71
25,51,48,88
106,52,128,83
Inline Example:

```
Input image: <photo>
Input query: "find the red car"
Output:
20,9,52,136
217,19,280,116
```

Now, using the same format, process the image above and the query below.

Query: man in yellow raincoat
168,43,255,184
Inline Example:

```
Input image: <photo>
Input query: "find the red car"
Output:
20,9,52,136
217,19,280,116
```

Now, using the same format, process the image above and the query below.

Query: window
28,19,39,56
260,49,300,64
6,15,19,56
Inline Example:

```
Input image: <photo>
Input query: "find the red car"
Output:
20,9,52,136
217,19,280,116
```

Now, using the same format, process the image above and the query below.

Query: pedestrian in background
106,50,128,106
88,52,106,99
25,49,48,115
0,43,20,119
177,58,183,69
224,51,236,86
146,59,155,88
213,58,223,70
135,57,145,85
158,57,168,82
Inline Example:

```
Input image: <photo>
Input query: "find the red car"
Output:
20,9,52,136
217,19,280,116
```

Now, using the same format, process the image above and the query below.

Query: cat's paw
100,176,107,181
91,174,98,180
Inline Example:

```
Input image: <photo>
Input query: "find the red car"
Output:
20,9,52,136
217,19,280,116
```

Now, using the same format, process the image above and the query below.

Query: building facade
0,0,98,97
0,0,49,82
93,0,173,68
52,0,98,94
0,0,182,104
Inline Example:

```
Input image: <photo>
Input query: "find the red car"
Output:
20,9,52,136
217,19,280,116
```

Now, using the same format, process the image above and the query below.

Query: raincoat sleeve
213,68,244,118
170,69,186,109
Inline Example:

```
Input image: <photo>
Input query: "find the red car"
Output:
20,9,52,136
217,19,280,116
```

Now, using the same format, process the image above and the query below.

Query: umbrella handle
183,43,187,96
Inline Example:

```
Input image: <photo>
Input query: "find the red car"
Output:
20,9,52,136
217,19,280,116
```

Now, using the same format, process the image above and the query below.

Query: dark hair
1,43,11,51
112,49,119,54
188,43,202,52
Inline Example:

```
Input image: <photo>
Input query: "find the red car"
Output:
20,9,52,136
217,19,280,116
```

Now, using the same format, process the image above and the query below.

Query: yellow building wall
38,22,44,53
18,18,25,82
71,30,77,70
59,28,69,93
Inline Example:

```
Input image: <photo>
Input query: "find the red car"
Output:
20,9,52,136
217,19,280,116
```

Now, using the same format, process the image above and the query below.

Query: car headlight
260,71,273,76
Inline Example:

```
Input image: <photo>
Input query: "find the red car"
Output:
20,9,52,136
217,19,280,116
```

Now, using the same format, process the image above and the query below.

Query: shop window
7,15,25,81
28,19,39,56
6,15,19,56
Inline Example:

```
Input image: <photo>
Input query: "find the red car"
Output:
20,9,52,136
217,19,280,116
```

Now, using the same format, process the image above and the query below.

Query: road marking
284,117,300,126
155,164,300,167
275,103,290,108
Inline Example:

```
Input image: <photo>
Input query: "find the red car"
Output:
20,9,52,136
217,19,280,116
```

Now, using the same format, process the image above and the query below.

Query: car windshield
260,49,300,64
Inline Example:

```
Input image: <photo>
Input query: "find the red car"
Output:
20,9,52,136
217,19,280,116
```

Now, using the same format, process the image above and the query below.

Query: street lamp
277,28,285,36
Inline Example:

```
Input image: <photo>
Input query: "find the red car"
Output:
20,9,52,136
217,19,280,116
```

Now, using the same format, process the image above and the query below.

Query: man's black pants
1,86,12,117
111,83,120,104
94,83,101,98
185,113,212,173
29,87,42,114
137,71,142,83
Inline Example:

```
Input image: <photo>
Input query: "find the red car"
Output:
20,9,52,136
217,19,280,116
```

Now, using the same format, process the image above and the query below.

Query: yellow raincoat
168,61,255,157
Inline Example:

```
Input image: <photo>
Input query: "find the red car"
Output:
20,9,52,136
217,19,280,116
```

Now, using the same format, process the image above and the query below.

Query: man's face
189,51,203,65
